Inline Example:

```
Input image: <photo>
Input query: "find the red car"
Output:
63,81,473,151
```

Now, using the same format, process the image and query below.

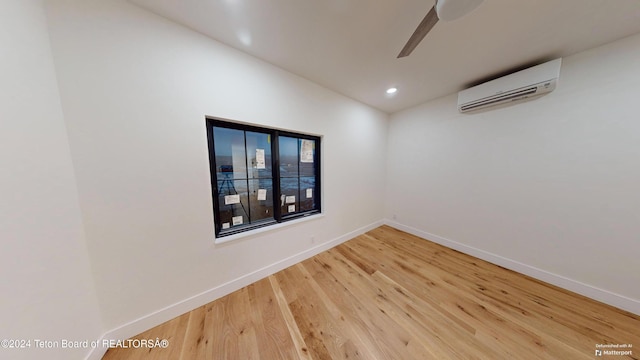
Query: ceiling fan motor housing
435,0,484,21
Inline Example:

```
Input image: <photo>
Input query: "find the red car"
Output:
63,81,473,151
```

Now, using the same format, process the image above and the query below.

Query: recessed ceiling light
237,29,252,46
386,87,397,94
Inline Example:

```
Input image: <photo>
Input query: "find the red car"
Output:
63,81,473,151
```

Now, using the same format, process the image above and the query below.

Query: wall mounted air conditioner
457,58,562,113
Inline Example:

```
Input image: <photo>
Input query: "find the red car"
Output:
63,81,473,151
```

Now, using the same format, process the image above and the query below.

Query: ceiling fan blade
397,6,439,58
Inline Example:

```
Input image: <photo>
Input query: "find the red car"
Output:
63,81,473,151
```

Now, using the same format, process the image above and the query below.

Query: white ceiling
129,0,640,113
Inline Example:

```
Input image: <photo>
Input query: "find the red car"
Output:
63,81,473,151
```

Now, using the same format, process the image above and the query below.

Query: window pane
299,139,316,177
249,179,274,222
299,176,316,212
279,136,299,177
280,177,299,215
217,179,249,229
245,131,272,179
213,127,247,180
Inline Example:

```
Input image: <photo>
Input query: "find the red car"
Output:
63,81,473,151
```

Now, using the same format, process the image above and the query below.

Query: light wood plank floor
103,226,640,359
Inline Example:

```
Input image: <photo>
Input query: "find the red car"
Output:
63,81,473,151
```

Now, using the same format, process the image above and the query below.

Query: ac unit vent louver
458,58,562,113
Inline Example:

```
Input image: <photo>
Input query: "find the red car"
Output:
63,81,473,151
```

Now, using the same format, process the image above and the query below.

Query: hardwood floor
103,226,640,359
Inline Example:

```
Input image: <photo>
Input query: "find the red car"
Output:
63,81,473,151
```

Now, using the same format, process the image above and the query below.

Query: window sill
214,213,324,245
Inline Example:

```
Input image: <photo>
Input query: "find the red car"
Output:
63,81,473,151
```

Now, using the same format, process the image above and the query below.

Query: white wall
44,0,388,337
0,1,103,359
386,33,640,314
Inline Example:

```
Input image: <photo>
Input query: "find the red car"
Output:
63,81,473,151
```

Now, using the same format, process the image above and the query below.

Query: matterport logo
595,343,633,357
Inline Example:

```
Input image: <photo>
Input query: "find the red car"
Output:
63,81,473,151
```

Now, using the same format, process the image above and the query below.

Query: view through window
206,118,321,238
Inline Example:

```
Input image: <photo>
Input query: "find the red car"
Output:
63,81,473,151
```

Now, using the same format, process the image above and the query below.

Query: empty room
2,0,640,359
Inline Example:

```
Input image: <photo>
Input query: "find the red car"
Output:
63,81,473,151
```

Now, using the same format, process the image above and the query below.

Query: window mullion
297,139,301,214
272,131,282,222
243,131,251,224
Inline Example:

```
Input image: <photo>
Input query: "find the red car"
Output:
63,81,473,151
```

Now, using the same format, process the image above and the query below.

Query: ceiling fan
398,0,485,58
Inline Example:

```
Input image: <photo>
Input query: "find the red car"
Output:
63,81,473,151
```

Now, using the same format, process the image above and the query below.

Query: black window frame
206,118,321,238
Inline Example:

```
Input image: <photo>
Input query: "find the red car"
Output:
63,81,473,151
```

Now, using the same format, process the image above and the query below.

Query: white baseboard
384,219,640,316
85,220,384,360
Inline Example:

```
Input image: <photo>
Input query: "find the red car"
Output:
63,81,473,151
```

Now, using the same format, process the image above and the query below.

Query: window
206,118,321,238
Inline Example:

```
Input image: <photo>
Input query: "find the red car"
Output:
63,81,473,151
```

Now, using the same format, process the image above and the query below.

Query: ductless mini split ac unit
457,58,562,113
